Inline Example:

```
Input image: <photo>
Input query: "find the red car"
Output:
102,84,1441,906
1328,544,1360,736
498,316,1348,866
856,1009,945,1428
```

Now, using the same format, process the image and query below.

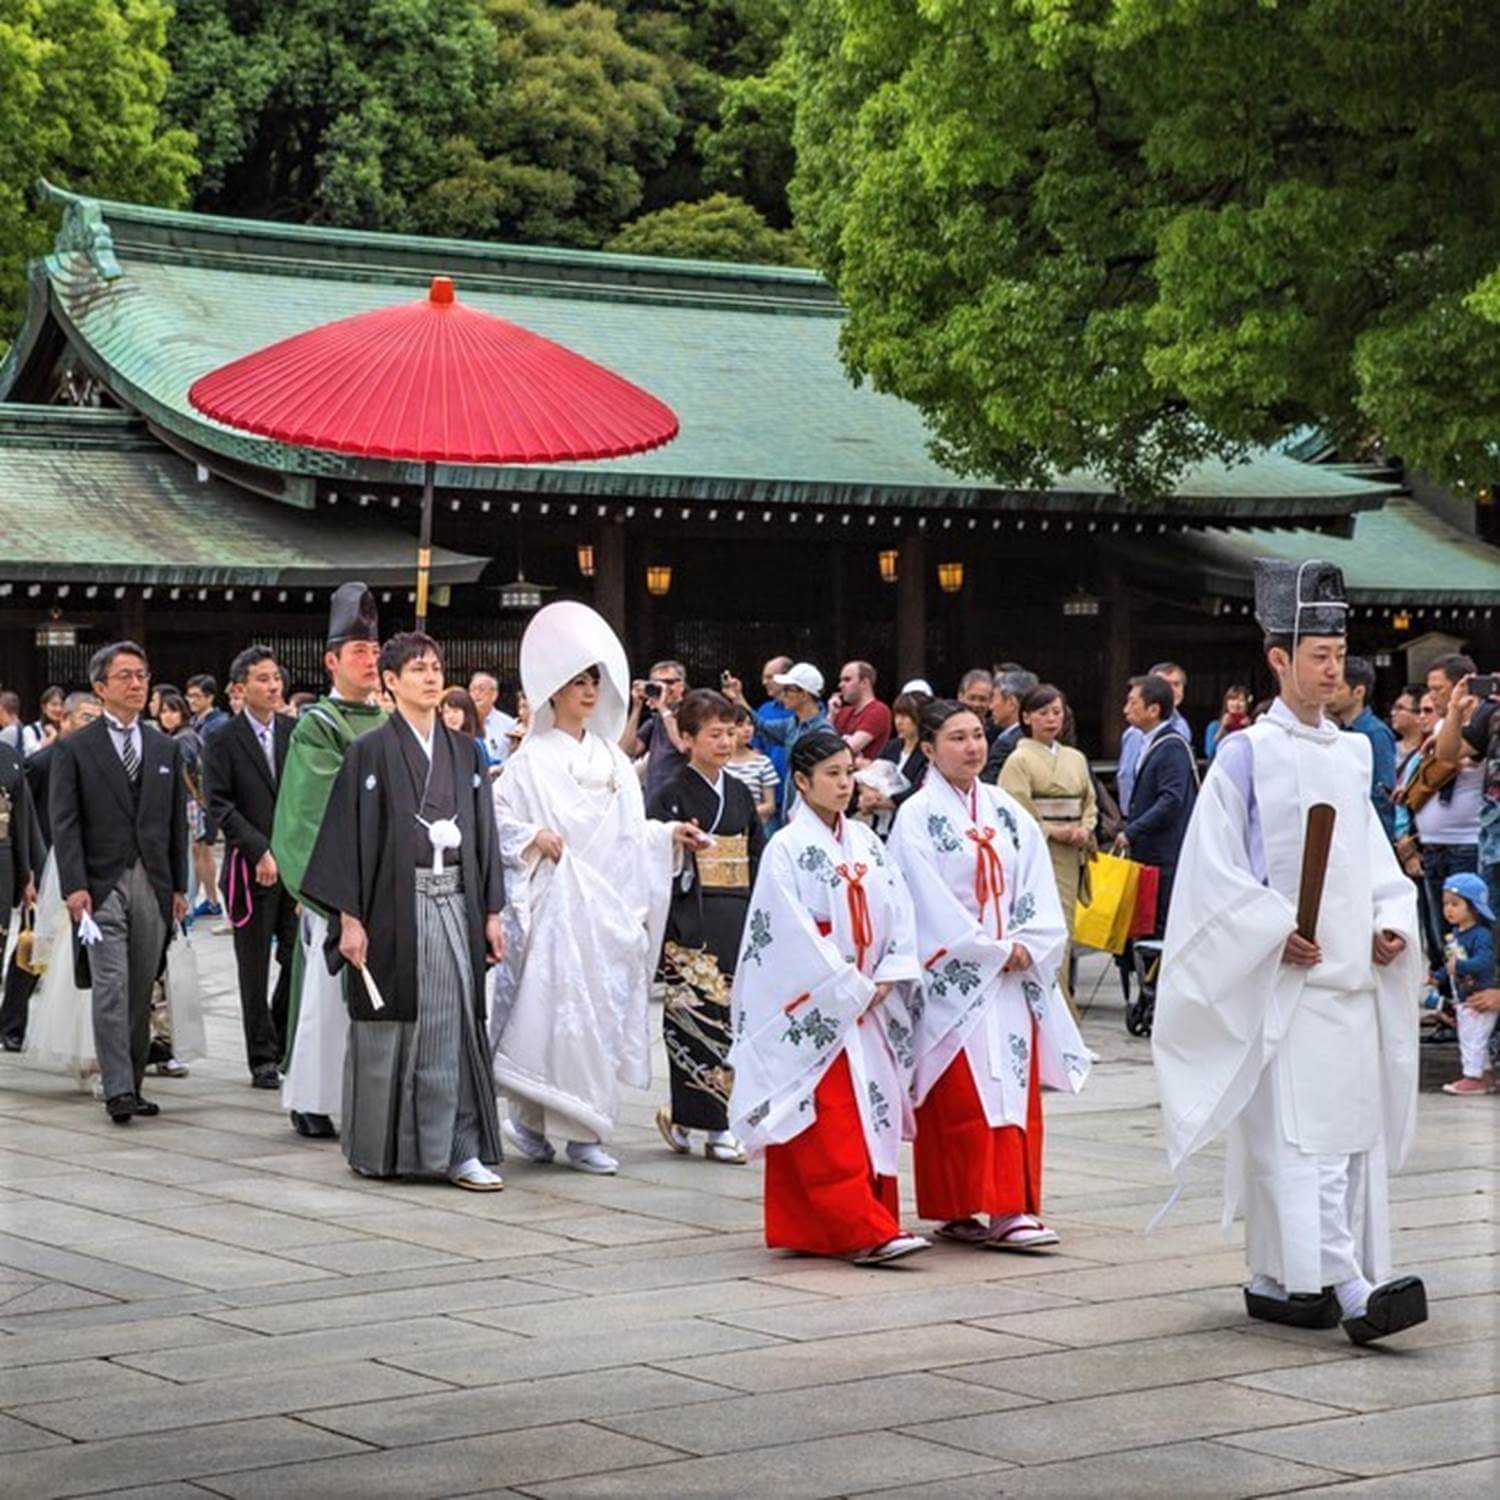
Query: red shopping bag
1128,864,1160,939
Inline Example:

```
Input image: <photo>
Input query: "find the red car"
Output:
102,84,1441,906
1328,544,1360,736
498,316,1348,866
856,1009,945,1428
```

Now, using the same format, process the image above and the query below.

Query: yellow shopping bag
1073,852,1142,955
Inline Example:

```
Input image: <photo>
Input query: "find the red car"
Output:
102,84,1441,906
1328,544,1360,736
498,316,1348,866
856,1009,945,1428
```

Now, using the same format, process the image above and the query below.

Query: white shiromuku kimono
728,802,920,1178
489,603,676,1143
888,772,1090,1126
1153,701,1423,1292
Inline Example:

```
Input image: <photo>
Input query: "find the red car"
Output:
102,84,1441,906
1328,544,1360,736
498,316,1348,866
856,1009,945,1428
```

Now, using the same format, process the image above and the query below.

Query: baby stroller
1126,939,1163,1037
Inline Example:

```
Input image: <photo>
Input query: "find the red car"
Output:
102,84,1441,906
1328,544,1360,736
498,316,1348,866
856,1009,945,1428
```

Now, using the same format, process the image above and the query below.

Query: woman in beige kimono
999,685,1095,1018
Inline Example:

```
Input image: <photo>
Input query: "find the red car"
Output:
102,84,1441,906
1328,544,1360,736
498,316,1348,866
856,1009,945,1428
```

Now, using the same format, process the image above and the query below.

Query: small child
1439,873,1496,1096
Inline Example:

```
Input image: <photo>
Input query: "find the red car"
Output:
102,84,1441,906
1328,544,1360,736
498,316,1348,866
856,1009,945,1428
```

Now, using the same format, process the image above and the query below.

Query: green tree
1,0,196,345
416,0,679,247
606,191,805,264
699,46,797,227
791,0,1500,495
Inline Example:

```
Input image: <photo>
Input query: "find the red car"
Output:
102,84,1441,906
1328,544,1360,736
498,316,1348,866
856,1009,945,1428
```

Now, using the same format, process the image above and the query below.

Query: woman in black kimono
647,689,765,1163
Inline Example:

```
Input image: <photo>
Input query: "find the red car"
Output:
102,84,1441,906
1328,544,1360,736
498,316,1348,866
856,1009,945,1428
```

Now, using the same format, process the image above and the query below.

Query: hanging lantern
1393,609,1411,631
646,564,673,597
1062,589,1100,617
499,574,545,611
936,560,964,594
576,543,596,578
878,548,899,585
34,609,79,648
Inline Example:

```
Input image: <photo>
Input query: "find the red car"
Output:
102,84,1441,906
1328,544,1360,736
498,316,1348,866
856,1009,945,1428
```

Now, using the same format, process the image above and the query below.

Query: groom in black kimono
301,632,506,1189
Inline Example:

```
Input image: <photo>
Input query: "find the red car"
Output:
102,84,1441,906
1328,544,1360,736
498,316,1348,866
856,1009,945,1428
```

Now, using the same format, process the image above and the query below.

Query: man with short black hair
50,642,188,1125
983,668,1039,782
302,631,505,1189
1117,661,1192,811
205,645,298,1088
0,719,39,1050
1426,654,1476,717
186,675,230,740
1331,656,1398,840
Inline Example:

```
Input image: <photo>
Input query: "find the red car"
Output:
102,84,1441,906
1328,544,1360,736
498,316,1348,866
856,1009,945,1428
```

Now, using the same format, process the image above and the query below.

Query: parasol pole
415,459,435,633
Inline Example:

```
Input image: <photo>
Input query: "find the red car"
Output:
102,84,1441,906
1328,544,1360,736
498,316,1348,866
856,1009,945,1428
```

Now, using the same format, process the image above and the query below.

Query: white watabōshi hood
519,600,632,744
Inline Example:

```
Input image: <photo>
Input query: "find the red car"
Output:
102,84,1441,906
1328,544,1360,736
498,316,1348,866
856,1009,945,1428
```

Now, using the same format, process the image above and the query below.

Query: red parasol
189,276,678,626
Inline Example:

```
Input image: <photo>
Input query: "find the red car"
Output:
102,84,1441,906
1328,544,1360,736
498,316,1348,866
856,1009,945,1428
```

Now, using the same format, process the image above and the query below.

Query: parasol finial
429,276,455,305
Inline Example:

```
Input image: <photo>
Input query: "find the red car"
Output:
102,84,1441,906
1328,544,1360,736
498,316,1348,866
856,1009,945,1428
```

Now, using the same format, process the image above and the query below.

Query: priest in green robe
271,582,386,1138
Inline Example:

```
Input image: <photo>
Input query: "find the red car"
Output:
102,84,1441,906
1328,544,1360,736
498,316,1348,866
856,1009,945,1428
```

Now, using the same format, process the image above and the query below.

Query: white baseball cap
901,678,934,695
772,662,825,696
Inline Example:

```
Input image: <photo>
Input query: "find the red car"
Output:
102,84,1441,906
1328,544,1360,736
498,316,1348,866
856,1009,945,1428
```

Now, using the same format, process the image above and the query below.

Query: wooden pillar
119,592,147,649
594,519,627,639
829,540,848,672
1100,567,1133,756
896,533,927,685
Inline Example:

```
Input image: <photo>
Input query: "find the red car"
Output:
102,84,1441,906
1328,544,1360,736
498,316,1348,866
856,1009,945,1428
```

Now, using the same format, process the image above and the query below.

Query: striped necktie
117,725,141,784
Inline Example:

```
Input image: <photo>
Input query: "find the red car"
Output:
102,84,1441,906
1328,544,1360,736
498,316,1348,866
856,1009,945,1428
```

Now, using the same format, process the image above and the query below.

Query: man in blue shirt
1332,655,1398,841
1117,661,1192,812
753,655,795,820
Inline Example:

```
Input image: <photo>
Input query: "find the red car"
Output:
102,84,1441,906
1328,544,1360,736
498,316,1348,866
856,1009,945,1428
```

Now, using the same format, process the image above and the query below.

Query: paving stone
198,1422,680,1499
751,1248,1103,1297
0,1233,200,1300
991,1249,1253,1303
75,1234,341,1292
1231,1335,1497,1413
659,1324,1054,1394
193,1177,391,1217
526,1245,797,1295
599,1371,1038,1455
0,1359,172,1408
16,1172,219,1214
15,1360,448,1441
537,1211,724,1246
130,1203,362,1252
0,1315,256,1370
325,1206,578,1259
902,1381,1342,1464
0,1410,71,1453
385,1317,784,1387
0,1415,367,1499
1218,1394,1500,1476
1281,1456,1500,1499
522,1430,1007,1498
707,1280,1074,1342
116,1315,521,1383
848,1439,1343,1498
300,1366,731,1446
271,1237,475,1275
0,1277,115,1317
0,1292,228,1335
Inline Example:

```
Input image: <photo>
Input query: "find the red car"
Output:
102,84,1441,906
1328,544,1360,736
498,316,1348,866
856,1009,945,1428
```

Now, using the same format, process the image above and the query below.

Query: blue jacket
1124,727,1198,874
1344,707,1398,841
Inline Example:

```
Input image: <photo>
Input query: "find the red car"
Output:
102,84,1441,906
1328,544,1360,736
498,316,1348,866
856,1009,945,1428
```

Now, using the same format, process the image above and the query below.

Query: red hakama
912,1022,1042,1222
764,1050,901,1254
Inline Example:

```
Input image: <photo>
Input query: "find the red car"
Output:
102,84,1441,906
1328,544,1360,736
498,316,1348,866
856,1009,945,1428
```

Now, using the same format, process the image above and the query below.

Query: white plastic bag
164,924,207,1062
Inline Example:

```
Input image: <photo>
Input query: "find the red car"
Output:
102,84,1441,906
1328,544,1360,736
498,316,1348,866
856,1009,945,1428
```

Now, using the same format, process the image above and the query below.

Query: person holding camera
1440,670,1500,944
624,660,690,802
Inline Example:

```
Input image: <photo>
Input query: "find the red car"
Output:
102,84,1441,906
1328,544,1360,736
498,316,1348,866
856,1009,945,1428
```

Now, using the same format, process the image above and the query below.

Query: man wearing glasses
50,642,188,1125
624,660,690,802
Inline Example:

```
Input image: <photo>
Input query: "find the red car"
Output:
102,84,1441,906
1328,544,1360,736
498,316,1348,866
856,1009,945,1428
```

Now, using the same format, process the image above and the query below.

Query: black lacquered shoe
1342,1277,1428,1346
105,1093,135,1125
1244,1286,1341,1329
130,1094,160,1117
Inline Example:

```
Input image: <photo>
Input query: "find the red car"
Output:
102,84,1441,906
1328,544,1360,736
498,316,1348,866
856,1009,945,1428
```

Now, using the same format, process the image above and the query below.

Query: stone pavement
0,933,1494,1500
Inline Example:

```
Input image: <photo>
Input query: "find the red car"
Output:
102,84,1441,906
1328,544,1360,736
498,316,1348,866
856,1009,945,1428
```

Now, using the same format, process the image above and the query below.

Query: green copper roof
1107,497,1500,606
0,405,487,586
0,186,1397,522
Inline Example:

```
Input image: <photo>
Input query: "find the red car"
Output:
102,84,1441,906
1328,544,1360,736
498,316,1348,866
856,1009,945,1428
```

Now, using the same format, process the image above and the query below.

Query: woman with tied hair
889,700,1090,1251
999,683,1096,1019
490,602,700,1175
729,730,928,1264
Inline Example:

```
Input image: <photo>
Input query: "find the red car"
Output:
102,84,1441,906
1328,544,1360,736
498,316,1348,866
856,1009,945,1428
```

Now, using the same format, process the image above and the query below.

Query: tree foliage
791,0,1500,495
606,191,805,265
0,0,196,344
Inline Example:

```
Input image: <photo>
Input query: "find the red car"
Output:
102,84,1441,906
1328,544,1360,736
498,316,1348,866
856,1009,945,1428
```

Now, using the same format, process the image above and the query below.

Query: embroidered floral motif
884,1012,914,1068
905,989,926,1026
796,845,841,886
783,1006,839,1049
928,957,982,999
1009,1032,1030,1088
1022,977,1046,1020
1062,1051,1089,1079
927,814,963,854
743,908,772,967
994,804,1020,850
746,1099,770,1127
867,1079,891,1132
1012,892,1036,926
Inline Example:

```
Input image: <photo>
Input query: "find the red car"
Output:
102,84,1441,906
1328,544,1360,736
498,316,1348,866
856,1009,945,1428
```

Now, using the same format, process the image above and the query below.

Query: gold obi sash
1033,796,1085,823
697,832,750,891
0,787,11,841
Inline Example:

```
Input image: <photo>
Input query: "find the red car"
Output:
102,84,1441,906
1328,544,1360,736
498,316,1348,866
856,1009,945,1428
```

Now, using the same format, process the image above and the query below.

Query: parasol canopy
188,276,679,464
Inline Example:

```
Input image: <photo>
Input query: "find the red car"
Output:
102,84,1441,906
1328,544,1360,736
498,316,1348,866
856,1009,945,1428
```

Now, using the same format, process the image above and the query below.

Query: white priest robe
727,803,920,1178
490,727,675,1142
1152,700,1423,1292
888,772,1090,1127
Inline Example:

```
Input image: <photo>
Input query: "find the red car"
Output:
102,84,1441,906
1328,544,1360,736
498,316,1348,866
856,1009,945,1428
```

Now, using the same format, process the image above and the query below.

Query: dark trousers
1420,842,1478,968
0,945,38,1045
232,878,296,1073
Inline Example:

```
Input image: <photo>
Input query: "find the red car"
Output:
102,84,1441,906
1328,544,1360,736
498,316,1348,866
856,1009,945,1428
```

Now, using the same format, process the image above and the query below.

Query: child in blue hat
1440,872,1496,1096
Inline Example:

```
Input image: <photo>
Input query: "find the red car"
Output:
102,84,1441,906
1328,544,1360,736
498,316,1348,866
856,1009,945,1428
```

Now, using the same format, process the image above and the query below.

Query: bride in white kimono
728,730,927,1264
490,601,695,1174
888,701,1090,1250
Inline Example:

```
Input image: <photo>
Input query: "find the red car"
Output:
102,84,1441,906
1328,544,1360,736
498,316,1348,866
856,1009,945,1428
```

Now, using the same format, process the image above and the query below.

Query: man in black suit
51,642,188,1124
0,735,39,1038
0,692,99,1049
204,645,297,1088
1115,672,1199,935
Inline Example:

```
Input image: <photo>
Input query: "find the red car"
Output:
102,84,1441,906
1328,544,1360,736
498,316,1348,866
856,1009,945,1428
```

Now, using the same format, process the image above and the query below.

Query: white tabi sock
989,1212,1040,1235
1248,1274,1289,1301
1335,1275,1375,1320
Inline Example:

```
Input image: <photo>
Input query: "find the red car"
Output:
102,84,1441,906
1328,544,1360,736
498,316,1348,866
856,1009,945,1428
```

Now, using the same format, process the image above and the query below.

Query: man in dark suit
204,645,297,1088
0,735,39,1040
1115,672,1199,935
51,642,188,1124
0,692,99,1049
